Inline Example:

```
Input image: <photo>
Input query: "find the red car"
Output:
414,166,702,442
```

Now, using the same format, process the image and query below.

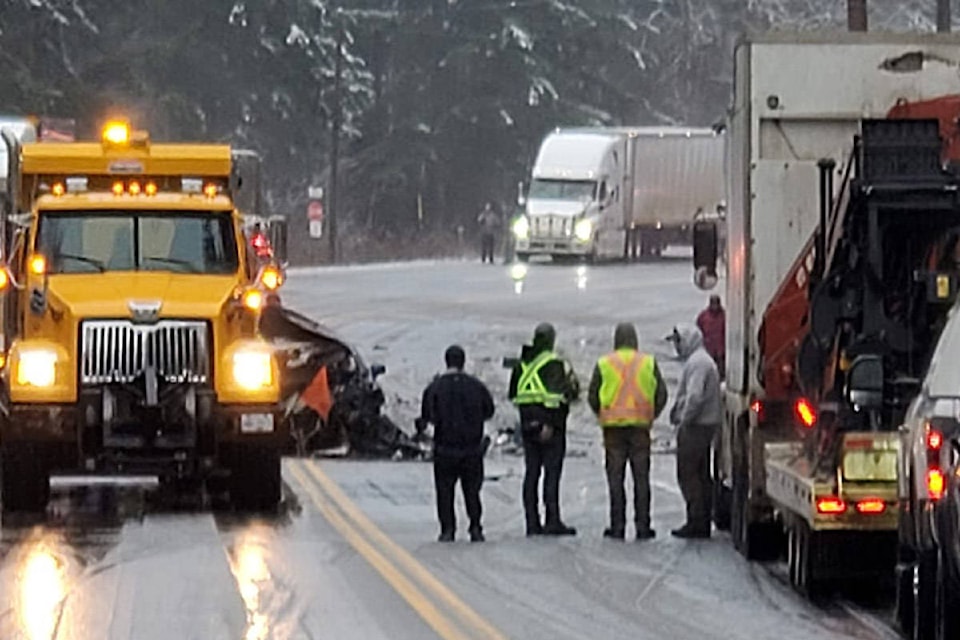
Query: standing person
477,203,501,264
587,323,668,541
508,323,580,536
667,324,722,539
420,345,495,542
696,295,725,379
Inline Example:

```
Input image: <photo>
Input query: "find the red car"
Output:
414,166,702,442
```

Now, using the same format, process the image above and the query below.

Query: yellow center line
287,463,468,640
295,459,507,640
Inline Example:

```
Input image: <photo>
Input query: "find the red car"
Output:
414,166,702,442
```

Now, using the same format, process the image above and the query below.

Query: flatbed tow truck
695,31,960,595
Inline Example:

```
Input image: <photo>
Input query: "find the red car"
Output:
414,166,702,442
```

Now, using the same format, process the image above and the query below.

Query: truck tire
936,545,960,640
788,521,825,598
712,446,731,531
229,444,282,512
731,418,780,560
914,550,937,640
1,443,59,513
898,561,916,635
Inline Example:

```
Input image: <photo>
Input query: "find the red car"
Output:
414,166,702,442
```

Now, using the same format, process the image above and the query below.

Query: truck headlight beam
17,349,57,387
574,218,593,242
232,351,273,391
512,216,530,240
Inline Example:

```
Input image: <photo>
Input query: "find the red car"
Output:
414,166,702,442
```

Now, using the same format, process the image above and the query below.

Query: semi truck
694,31,960,596
513,126,724,262
0,120,289,512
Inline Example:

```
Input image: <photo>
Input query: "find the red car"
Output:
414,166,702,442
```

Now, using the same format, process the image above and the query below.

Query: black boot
603,527,625,540
670,524,710,539
526,521,544,537
543,521,577,536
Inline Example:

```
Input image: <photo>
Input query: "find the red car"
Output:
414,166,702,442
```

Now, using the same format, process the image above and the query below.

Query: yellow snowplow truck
0,121,288,512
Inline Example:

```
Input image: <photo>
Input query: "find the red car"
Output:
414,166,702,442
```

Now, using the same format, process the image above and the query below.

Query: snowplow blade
259,303,430,459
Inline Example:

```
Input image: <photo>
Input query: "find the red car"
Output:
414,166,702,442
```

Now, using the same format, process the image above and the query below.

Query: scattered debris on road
260,304,431,460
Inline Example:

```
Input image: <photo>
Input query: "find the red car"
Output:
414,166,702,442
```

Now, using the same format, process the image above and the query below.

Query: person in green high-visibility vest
508,323,580,536
588,323,668,541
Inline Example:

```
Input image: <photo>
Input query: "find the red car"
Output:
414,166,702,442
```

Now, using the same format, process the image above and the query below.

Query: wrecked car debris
259,303,430,460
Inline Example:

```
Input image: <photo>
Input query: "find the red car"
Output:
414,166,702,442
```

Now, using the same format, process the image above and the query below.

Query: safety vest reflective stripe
514,351,565,408
598,351,655,427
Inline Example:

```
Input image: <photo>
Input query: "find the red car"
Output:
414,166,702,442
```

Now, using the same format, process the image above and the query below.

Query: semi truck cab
0,121,289,512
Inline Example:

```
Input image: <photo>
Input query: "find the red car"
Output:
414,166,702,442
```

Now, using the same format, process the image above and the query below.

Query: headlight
574,218,593,242
17,349,57,387
512,216,530,240
232,351,273,390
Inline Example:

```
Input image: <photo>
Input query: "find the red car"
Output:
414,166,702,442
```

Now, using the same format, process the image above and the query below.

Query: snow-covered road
0,259,898,639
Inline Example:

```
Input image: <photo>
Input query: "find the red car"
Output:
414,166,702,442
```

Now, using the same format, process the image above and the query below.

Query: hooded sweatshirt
587,323,668,421
508,323,580,427
670,324,722,427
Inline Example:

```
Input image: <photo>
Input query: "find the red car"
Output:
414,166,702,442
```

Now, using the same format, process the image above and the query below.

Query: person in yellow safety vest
588,323,668,541
508,322,580,536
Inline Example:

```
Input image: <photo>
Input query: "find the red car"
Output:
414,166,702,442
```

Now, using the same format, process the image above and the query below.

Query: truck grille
80,320,211,385
532,215,572,239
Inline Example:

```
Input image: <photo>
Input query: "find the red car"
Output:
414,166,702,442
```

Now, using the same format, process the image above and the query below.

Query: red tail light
927,430,943,451
795,398,817,428
855,499,886,514
816,497,847,514
750,399,765,422
927,468,946,501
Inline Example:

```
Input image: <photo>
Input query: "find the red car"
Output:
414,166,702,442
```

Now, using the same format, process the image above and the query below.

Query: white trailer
513,126,724,262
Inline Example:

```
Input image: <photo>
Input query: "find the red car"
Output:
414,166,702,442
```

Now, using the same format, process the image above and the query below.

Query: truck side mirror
846,355,884,411
692,219,718,290
267,215,288,264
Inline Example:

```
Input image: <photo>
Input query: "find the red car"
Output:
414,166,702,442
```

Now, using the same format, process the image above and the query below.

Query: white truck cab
514,130,620,261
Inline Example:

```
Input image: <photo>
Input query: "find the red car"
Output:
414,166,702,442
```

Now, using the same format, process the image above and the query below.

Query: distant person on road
588,323,667,541
667,324,722,539
420,345,495,543
508,323,580,536
696,295,725,379
477,203,501,264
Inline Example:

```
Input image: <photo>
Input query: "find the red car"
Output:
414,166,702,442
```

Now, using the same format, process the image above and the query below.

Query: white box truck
513,126,724,262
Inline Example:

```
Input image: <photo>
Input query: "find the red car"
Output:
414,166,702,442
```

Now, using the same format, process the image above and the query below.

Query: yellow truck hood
47,272,238,319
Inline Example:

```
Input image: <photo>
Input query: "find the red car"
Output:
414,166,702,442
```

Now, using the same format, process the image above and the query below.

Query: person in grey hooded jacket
667,323,722,538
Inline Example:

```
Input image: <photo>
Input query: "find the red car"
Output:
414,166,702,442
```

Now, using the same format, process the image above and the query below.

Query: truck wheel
731,426,780,561
229,444,282,512
789,521,825,598
1,443,58,513
936,545,960,640
897,561,916,636
712,446,731,531
914,550,937,640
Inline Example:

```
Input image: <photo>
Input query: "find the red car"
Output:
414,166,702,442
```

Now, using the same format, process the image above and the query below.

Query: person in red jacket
696,295,725,379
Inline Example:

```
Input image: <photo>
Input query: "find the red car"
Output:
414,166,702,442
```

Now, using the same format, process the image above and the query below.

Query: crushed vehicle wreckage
259,301,431,460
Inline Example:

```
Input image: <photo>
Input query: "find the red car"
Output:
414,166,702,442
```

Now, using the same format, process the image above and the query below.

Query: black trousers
677,423,718,532
522,424,566,527
434,453,484,534
480,233,495,263
603,427,651,533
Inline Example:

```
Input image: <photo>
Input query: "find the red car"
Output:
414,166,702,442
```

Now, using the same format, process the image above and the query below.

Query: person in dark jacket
421,345,495,542
508,323,580,536
587,323,668,541
696,295,725,378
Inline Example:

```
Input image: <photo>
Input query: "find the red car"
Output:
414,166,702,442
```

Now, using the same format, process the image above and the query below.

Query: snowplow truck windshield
0,121,287,513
